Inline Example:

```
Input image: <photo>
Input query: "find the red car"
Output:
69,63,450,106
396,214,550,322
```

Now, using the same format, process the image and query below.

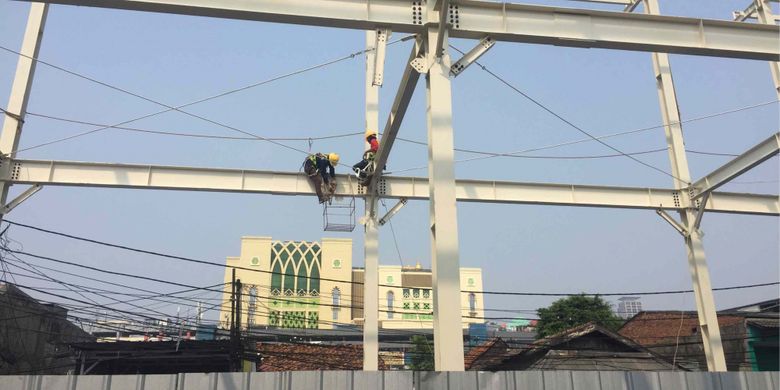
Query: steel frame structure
3,0,779,372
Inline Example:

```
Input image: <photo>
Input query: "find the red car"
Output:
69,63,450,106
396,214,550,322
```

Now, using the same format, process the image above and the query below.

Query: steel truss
2,0,779,372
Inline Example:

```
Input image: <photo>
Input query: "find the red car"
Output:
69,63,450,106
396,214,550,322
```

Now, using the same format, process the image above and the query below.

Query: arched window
332,287,341,321
270,261,282,295
386,291,395,319
468,293,477,317
248,286,258,326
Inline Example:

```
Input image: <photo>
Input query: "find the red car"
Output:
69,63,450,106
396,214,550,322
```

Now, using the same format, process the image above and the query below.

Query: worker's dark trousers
304,161,326,202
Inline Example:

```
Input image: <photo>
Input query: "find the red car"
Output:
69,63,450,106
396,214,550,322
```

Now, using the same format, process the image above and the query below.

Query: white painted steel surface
643,0,726,371
368,42,421,189
1,371,777,389
363,30,380,372
4,159,778,216
691,132,780,199
425,17,465,371
17,0,780,60
0,3,47,219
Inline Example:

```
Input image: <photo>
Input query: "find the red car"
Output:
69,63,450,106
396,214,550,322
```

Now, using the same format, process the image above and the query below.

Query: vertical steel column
425,13,465,370
362,30,380,371
0,3,48,218
756,0,780,98
644,0,727,372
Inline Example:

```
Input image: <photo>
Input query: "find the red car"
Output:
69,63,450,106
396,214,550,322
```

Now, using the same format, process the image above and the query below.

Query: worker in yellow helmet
303,152,339,203
352,130,379,182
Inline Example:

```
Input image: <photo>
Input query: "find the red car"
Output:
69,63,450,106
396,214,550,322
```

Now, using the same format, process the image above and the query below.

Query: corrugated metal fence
1,371,777,390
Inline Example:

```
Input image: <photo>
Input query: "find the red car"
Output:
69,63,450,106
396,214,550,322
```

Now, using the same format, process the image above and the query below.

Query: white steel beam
755,0,780,98
4,159,778,216
450,36,495,77
371,28,390,87
0,3,48,220
1,184,42,215
425,12,464,370
691,132,780,199
644,0,727,372
368,41,422,190
363,30,379,372
433,0,450,58
18,0,780,60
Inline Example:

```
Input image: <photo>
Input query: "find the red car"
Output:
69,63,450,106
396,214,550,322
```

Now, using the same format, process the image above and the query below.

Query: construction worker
352,130,379,181
304,152,339,203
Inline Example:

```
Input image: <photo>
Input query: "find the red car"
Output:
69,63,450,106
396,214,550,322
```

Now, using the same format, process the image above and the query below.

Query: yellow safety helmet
365,129,378,139
328,153,340,166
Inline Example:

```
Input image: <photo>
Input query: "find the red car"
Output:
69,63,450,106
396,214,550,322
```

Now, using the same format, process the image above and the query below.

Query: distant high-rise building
616,296,642,319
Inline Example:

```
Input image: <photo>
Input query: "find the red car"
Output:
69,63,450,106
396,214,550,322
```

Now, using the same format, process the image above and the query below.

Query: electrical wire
6,219,780,298
0,35,414,156
386,99,778,174
448,44,689,184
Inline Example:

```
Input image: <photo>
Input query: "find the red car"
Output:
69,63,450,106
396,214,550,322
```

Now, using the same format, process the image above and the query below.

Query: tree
408,335,435,370
535,295,623,339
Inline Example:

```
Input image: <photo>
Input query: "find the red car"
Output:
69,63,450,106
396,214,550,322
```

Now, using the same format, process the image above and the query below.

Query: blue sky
0,0,777,325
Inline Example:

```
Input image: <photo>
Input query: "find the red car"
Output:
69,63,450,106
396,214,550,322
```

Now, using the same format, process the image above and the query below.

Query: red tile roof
256,343,386,371
618,312,746,345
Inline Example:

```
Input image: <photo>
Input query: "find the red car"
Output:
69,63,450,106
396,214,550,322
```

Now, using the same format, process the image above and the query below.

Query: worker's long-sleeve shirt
315,157,336,183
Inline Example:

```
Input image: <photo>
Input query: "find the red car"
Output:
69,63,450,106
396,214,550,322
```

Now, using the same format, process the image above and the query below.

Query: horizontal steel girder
691,132,780,199
18,0,780,60
3,159,777,216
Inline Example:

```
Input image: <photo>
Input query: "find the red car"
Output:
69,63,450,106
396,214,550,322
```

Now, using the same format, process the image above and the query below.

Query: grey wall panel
178,373,216,390
216,373,248,390
626,372,661,390
417,372,449,390
9,370,780,390
248,372,285,390
108,374,142,390
684,372,721,390
384,371,413,390
572,371,601,390
0,375,34,390
475,371,511,390
289,371,320,389
322,371,351,389
543,371,574,390
143,374,177,390
657,372,687,390
354,370,382,389
598,371,629,390
744,372,776,390
74,375,110,390
716,372,748,390
513,371,544,389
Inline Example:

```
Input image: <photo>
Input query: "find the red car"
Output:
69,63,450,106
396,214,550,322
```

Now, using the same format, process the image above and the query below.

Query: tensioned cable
6,219,780,297
0,35,413,156
448,45,687,185
24,111,362,141
386,98,778,174
18,110,743,160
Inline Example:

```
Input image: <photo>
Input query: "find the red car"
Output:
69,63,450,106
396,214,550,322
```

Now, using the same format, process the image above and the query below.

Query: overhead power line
0,35,413,156
448,45,688,185
387,99,778,174
5,220,779,298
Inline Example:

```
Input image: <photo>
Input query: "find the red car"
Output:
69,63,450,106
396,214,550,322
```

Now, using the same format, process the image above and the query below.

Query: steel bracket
450,36,495,76
378,198,408,225
410,54,432,73
656,208,689,237
1,184,42,215
372,28,391,86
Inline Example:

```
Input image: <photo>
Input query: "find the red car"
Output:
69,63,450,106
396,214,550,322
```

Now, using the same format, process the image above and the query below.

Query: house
0,282,94,374
464,338,516,371
619,310,779,371
256,343,386,371
471,322,680,371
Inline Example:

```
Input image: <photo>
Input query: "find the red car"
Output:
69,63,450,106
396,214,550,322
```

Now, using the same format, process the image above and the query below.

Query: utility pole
229,268,236,371
234,278,243,372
